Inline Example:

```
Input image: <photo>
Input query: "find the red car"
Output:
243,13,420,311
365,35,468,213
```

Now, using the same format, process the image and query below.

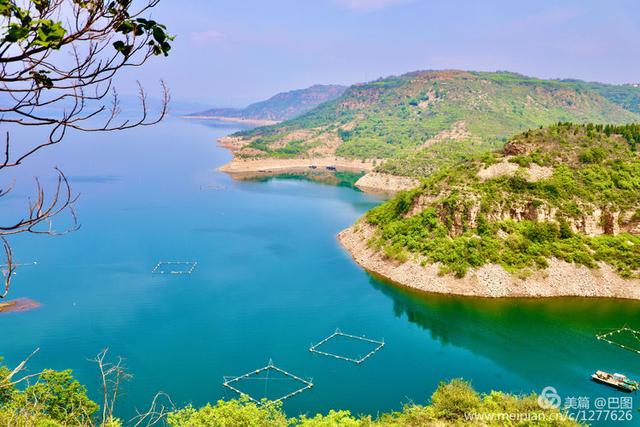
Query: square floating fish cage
1,261,37,277
310,328,384,364
200,184,227,191
152,261,197,275
223,360,313,404
597,327,640,355
1,261,37,269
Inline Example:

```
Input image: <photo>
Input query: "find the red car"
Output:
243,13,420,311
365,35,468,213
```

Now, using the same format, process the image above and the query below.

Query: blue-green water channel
2,118,640,423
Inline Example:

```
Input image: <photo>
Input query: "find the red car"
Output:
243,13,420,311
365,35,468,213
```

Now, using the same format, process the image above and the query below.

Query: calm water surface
2,118,640,423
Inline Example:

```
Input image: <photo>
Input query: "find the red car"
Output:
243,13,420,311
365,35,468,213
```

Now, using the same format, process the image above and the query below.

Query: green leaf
33,0,50,14
4,23,30,43
112,40,132,56
152,27,165,42
0,0,14,17
115,20,134,34
33,19,66,48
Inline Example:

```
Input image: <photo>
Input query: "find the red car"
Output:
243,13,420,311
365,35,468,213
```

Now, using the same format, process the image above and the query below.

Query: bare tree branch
0,347,40,387
1,237,16,299
0,0,172,297
91,348,133,425
131,392,176,427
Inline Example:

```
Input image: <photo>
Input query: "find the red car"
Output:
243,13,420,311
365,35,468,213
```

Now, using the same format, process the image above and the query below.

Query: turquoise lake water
2,118,640,424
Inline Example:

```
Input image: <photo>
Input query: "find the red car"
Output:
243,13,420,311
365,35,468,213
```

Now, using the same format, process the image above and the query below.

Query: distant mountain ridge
228,70,640,175
190,84,347,122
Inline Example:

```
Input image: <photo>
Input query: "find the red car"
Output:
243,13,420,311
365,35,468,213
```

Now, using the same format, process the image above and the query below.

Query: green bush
167,397,288,427
579,147,607,163
430,379,482,420
166,380,579,427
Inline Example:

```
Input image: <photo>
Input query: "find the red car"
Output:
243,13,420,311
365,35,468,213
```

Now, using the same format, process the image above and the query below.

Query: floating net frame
200,184,227,191
596,327,640,355
223,359,313,405
151,261,197,275
1,261,38,269
309,328,385,364
1,261,38,277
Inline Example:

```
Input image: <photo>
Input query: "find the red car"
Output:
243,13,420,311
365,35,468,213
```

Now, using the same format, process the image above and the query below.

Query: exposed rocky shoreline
217,136,421,194
338,222,640,299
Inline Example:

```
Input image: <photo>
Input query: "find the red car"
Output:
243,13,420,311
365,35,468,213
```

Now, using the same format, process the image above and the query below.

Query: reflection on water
247,170,366,190
368,274,640,404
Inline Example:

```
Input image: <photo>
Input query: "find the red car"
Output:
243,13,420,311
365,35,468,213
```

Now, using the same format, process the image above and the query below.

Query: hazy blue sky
128,0,640,107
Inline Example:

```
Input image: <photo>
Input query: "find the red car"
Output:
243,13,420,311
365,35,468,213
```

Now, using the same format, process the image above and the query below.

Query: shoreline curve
337,222,640,300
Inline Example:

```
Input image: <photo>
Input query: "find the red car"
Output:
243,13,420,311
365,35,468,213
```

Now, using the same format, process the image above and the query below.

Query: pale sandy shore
216,132,421,194
338,222,640,299
182,116,280,126
218,157,375,179
218,155,421,194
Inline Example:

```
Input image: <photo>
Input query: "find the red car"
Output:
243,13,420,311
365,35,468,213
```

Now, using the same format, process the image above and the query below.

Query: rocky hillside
559,79,640,113
230,71,640,172
360,123,640,282
190,84,346,122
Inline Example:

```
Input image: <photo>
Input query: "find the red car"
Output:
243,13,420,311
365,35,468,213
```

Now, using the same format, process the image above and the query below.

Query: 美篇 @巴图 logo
538,386,561,409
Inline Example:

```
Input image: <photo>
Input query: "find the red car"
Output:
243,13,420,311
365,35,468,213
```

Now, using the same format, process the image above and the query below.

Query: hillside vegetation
230,71,640,173
191,84,346,122
365,123,640,278
0,357,578,426
169,380,579,426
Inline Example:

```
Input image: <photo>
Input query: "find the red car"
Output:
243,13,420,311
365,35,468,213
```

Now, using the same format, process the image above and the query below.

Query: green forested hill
233,71,640,174
365,123,640,278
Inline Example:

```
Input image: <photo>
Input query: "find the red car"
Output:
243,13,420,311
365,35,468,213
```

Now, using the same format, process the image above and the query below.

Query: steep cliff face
408,192,639,237
404,124,640,237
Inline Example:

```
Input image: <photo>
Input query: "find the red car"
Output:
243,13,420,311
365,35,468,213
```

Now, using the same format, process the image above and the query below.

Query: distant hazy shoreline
181,115,280,126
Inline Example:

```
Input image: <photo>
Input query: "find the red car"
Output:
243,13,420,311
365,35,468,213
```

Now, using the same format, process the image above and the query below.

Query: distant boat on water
591,370,639,392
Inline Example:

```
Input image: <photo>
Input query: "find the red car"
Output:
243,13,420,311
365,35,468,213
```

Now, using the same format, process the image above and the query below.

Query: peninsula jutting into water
215,71,640,299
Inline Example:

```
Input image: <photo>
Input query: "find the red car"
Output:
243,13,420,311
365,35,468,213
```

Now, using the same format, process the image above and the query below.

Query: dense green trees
0,366,100,426
0,357,579,426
